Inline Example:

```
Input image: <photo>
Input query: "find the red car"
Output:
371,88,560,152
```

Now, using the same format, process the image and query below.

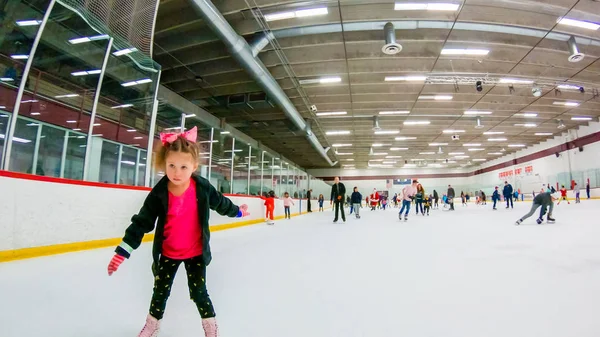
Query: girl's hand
108,254,125,276
239,204,250,217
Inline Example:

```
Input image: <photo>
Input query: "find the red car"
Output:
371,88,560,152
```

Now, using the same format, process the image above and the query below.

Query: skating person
351,187,362,219
330,176,346,223
515,192,556,225
447,184,456,210
282,192,294,219
423,195,431,216
107,127,250,337
306,189,312,212
415,184,425,215
557,185,570,205
574,183,581,203
318,194,324,211
503,181,514,209
465,193,470,204
399,180,418,221
382,197,388,210
442,194,448,209
262,190,276,224
369,189,379,211
492,186,500,210
586,182,591,199
433,190,439,209
481,190,487,205
461,191,466,206
393,193,399,208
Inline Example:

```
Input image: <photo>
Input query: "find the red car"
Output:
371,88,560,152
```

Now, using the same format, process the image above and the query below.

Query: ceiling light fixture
448,152,464,155
10,54,29,60
379,111,410,115
55,94,79,98
386,155,403,158
535,133,553,136
571,116,592,121
112,104,134,109
71,70,101,76
113,48,138,56
395,136,417,140
185,114,196,118
265,7,328,22
121,78,152,87
316,111,347,116
472,159,487,162
557,84,582,90
403,121,430,125
441,49,490,55
394,3,459,11
332,143,352,147
464,110,492,115
508,144,526,148
326,130,351,135
443,129,465,133
557,119,566,129
429,143,448,146
468,148,485,151
390,147,408,151
384,75,427,81
419,152,435,155
553,101,579,106
488,152,503,155
299,76,341,85
418,95,453,100
68,34,109,44
374,130,400,135
335,152,353,155
488,138,507,141
483,131,504,135
463,143,481,147
557,17,600,30
516,113,538,117
16,19,42,26
499,78,534,84
372,143,391,147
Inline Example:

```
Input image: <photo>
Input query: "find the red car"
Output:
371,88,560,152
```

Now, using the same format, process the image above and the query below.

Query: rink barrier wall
0,171,326,263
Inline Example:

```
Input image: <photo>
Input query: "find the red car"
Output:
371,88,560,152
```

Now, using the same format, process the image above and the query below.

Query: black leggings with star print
149,254,215,320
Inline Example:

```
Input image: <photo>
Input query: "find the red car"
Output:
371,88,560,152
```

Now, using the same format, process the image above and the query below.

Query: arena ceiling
153,0,600,169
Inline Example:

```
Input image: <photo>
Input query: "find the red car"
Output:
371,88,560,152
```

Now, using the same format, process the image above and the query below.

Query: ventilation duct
372,116,381,130
189,0,334,166
382,22,402,55
567,36,585,63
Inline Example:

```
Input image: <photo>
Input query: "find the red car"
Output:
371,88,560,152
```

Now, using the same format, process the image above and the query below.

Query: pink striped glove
107,254,125,276
238,204,250,217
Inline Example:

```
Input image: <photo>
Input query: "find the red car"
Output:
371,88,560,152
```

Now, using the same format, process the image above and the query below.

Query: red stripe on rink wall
315,130,600,181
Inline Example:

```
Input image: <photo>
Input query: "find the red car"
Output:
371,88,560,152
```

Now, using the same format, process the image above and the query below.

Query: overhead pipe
189,0,334,166
382,22,402,55
567,36,585,63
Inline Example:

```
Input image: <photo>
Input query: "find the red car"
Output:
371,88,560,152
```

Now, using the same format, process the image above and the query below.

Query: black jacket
447,187,455,198
306,190,311,199
351,191,363,203
503,184,513,197
330,182,346,202
115,174,240,269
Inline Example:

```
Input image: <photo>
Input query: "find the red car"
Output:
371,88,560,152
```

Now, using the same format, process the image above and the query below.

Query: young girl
557,185,570,205
283,192,294,219
262,190,276,224
107,127,250,337
318,194,324,211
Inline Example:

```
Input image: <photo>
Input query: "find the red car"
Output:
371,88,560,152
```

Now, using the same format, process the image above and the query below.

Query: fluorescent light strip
386,156,403,158
443,129,465,133
395,137,417,140
472,159,487,162
464,110,492,115
185,114,196,118
372,143,391,147
335,152,354,155
112,104,133,109
11,54,29,60
68,34,109,44
557,84,581,90
488,152,503,155
488,138,507,141
0,134,31,143
468,148,485,151
514,123,537,127
483,131,504,135
535,133,553,136
394,3,459,11
0,77,14,82
516,113,538,117
113,48,138,56
419,152,435,155
463,143,481,147
71,70,101,77
374,130,400,135
429,143,448,146
121,78,153,87
55,94,79,98
557,18,600,31
316,111,347,116
379,111,410,115
403,121,430,125
332,143,352,147
448,152,464,155
390,147,408,151
571,116,592,121
553,101,579,107
265,7,328,22
373,152,389,156
441,49,490,55
499,78,534,84
508,144,526,148
326,130,351,135
384,76,427,81
418,95,453,100
16,20,42,26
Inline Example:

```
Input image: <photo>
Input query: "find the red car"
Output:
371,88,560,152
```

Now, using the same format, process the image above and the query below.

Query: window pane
0,111,9,161
99,142,119,184
37,124,65,177
249,149,260,196
232,142,249,195
211,132,232,193
185,117,212,179
64,130,86,179
138,150,147,186
9,117,38,174
119,146,137,185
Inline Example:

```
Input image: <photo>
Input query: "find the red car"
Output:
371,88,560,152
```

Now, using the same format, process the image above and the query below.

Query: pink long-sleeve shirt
283,197,295,207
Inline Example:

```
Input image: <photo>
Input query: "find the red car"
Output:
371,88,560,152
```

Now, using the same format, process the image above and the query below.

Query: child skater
262,190,276,224
107,127,250,337
350,186,362,219
492,186,500,210
423,194,431,216
283,192,294,219
318,194,324,211
557,185,570,205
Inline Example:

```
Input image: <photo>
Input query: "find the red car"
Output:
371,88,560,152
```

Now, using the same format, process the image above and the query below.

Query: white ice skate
202,317,219,337
515,219,522,226
137,315,160,337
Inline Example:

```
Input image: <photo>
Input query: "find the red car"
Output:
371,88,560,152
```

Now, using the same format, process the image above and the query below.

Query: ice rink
2,199,600,337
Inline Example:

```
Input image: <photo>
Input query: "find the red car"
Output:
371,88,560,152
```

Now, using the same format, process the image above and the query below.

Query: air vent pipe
189,0,334,166
567,36,585,63
382,22,402,55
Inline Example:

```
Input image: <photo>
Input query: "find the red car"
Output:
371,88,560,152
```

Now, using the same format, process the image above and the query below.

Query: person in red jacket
369,188,379,211
557,185,570,205
261,190,276,224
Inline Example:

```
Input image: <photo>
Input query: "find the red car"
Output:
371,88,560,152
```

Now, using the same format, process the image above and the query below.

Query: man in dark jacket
330,176,346,222
503,181,514,209
306,189,312,212
447,184,455,210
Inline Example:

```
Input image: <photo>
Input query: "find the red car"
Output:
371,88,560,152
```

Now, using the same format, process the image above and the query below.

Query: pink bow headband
160,126,198,145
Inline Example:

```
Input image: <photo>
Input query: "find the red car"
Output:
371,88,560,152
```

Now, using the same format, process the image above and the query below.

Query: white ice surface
2,201,600,337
